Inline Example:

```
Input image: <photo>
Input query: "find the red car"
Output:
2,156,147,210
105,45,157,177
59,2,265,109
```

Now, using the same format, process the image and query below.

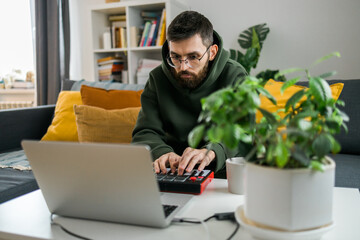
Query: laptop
21,140,193,228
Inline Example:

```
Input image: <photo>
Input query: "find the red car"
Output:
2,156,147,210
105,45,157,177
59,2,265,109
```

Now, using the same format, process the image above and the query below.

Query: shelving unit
90,0,187,84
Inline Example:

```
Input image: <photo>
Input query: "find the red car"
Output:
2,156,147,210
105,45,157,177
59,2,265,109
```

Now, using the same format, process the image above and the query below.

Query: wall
70,0,360,81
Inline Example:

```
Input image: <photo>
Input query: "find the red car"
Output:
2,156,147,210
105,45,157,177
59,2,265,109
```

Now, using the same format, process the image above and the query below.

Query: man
132,11,247,178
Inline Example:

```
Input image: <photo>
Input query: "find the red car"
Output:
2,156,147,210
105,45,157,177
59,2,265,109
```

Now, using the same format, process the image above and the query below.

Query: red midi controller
156,168,214,195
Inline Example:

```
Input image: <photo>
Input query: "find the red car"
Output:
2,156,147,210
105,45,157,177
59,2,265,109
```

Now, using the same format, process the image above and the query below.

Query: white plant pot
244,157,335,231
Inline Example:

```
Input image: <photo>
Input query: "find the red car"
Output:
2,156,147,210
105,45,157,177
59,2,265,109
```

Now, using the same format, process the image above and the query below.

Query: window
0,0,35,109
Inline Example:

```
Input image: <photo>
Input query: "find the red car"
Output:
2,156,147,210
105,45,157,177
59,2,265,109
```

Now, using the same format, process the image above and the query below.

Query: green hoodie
132,31,247,178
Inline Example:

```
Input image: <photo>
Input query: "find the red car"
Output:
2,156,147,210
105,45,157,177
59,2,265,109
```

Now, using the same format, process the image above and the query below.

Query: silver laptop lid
21,140,192,228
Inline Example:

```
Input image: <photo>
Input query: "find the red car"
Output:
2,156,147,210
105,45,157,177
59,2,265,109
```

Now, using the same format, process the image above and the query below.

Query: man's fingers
178,150,197,175
186,153,204,172
198,155,210,171
169,155,180,173
157,155,169,174
153,160,160,173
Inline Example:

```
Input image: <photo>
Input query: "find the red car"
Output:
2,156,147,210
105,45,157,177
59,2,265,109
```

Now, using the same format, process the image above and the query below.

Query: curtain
34,0,70,105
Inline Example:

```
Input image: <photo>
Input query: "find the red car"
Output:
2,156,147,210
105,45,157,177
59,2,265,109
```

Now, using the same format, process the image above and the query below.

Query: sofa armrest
0,105,55,152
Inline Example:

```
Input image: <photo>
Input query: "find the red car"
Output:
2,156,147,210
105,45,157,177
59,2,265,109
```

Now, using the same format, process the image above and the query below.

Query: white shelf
93,48,128,53
129,46,162,51
90,0,187,84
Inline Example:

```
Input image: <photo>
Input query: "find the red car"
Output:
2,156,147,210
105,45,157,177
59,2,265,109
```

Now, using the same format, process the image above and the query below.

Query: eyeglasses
167,45,211,69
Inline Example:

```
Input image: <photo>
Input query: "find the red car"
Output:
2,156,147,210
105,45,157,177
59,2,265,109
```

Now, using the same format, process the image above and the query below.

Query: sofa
0,79,359,204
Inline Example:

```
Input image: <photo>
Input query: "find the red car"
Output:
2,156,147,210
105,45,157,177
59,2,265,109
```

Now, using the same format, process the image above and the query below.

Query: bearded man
132,11,247,178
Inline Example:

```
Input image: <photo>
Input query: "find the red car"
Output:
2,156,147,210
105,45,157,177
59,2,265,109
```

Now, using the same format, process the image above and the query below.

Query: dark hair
167,11,213,47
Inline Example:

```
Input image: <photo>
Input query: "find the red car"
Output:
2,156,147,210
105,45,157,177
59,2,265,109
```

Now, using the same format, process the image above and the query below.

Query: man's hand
153,152,181,174
177,148,215,175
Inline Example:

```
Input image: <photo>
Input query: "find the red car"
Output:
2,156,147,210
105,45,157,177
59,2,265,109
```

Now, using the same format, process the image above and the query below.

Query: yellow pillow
256,79,344,122
42,91,83,141
74,105,141,143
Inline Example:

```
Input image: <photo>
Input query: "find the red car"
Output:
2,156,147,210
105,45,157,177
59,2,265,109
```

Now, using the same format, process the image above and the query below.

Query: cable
226,222,240,240
50,214,93,240
173,212,240,240
172,217,210,240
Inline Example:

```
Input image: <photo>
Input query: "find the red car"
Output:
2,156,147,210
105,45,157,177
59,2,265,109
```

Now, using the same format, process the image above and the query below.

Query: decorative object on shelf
26,71,35,83
188,52,348,232
230,23,286,82
103,28,111,49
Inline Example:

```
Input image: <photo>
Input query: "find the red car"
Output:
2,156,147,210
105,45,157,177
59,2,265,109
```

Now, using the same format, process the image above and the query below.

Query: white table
0,179,359,240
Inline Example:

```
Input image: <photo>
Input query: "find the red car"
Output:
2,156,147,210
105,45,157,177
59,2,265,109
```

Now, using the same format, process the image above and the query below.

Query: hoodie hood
161,30,230,93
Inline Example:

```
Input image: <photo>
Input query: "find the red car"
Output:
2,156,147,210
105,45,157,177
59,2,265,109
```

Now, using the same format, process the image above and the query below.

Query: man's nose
179,60,189,71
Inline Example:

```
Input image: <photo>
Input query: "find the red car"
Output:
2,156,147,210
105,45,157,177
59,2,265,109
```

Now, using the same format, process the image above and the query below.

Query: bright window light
0,0,34,81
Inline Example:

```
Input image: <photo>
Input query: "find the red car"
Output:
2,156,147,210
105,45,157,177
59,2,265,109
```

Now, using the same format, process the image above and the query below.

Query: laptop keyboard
162,204,178,217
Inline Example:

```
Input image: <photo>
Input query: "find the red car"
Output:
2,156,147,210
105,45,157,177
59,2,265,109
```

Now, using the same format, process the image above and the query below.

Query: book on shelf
97,56,125,82
137,8,166,47
108,14,126,22
156,8,166,46
111,20,126,48
141,10,162,18
145,20,157,47
139,21,152,47
136,58,162,84
130,26,140,47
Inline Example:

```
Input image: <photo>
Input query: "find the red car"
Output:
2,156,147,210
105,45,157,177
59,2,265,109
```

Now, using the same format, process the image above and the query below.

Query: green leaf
309,77,332,103
258,108,277,125
280,77,301,94
317,71,337,79
285,89,306,112
229,49,244,63
223,124,241,149
244,48,257,61
275,68,304,78
257,86,277,105
238,23,270,49
207,126,224,143
275,141,289,168
292,146,310,167
312,134,332,158
311,51,341,67
310,161,324,172
325,134,341,154
188,124,205,148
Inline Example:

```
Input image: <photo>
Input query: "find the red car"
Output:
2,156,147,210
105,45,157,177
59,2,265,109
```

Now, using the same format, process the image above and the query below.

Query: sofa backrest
62,79,145,91
297,79,360,155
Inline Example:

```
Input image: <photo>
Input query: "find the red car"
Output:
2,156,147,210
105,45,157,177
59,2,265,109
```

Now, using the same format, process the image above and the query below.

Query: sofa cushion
74,105,140,143
80,85,143,110
41,91,82,141
0,167,38,204
257,79,344,122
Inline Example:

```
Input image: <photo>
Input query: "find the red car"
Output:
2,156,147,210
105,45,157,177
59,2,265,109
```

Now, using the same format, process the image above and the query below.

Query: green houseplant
188,52,348,231
229,23,286,82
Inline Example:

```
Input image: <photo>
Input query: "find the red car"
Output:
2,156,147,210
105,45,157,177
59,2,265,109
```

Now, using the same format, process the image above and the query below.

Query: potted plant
188,52,348,231
229,23,286,82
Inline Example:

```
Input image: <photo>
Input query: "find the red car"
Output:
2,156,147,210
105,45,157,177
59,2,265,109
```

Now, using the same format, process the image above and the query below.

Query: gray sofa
0,79,359,204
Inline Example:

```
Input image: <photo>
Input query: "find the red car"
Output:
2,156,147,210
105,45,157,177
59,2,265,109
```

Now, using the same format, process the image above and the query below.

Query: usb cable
172,212,240,240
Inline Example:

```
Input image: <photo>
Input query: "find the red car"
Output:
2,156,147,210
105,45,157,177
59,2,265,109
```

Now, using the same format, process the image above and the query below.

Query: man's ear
209,44,218,61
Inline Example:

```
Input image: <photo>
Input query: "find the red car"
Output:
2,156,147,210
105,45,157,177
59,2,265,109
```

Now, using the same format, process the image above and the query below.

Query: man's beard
172,60,209,90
